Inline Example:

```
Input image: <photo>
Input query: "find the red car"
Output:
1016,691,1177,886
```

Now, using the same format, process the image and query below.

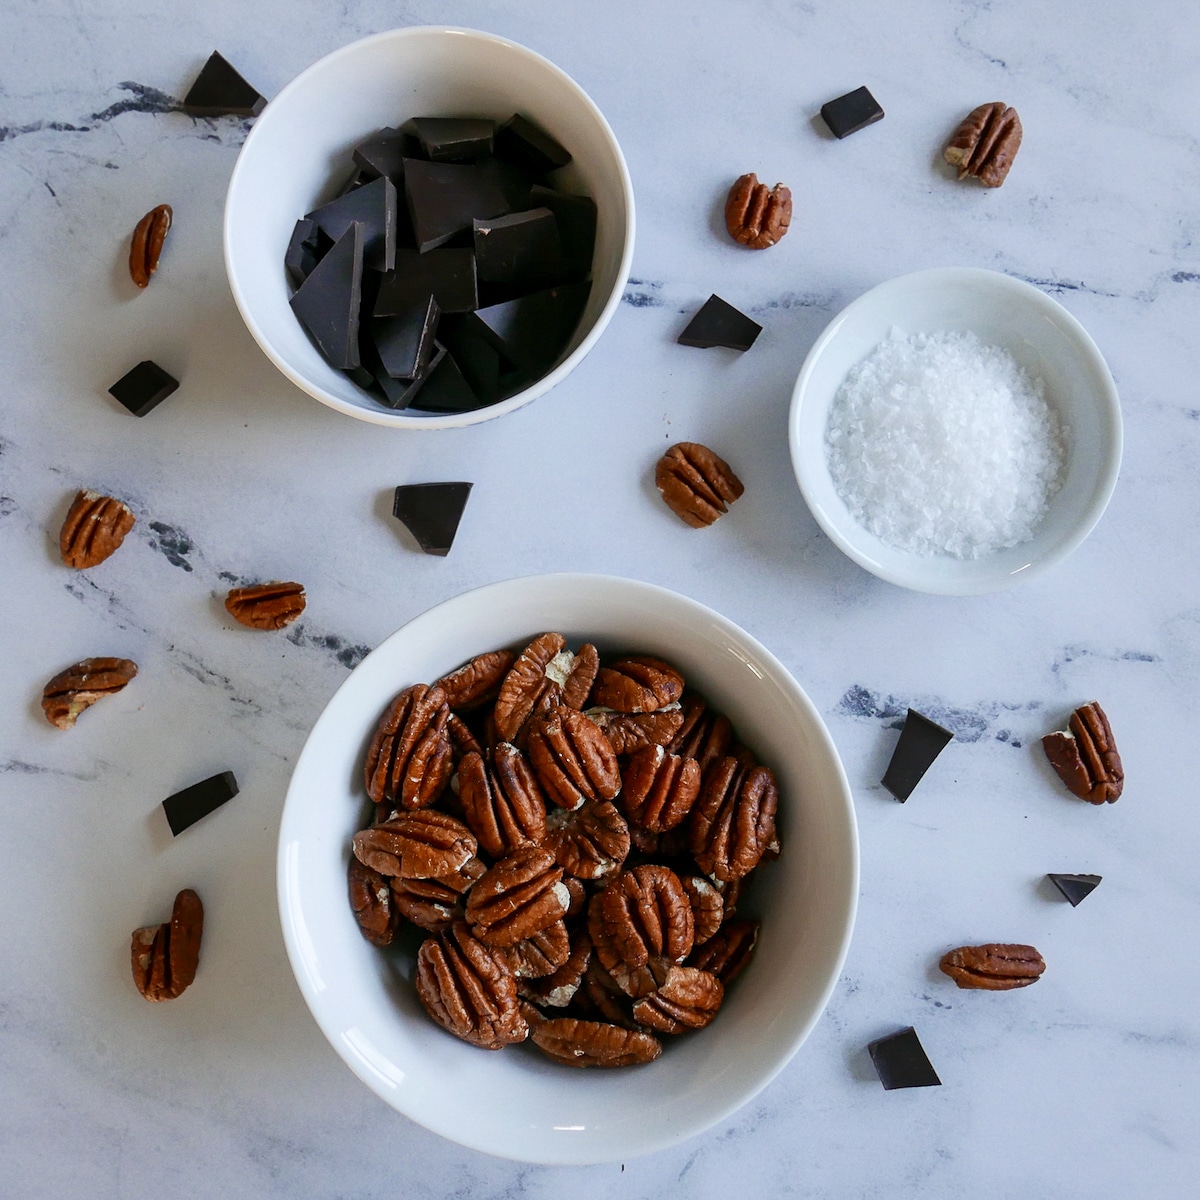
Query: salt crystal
825,329,1065,558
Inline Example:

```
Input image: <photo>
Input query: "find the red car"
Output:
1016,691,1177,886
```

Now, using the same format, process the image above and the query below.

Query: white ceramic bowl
789,268,1122,595
278,574,858,1164
225,28,634,429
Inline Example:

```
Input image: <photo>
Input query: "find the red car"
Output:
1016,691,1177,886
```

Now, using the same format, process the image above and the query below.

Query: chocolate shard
412,117,495,162
474,207,562,287
868,1027,941,1090
108,360,179,417
409,345,490,414
820,86,884,139
374,247,478,316
677,295,762,351
162,770,239,836
467,280,591,373
477,156,536,211
353,127,422,182
528,185,596,280
369,342,446,411
403,159,511,253
371,295,441,380
392,482,473,555
495,113,571,174
284,217,324,286
437,316,503,405
307,176,397,273
181,51,266,117
881,708,954,802
289,222,364,370
1047,873,1102,906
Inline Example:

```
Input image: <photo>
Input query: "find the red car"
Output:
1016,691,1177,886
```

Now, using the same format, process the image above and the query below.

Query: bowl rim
276,571,860,1163
788,266,1123,595
223,26,636,431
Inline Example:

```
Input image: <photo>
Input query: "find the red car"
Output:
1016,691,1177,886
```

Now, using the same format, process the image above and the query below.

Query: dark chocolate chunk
371,295,441,380
494,113,571,174
467,280,591,372
403,159,511,253
108,360,180,417
409,345,489,413
868,1027,941,1090
437,316,502,404
284,217,323,286
477,156,536,211
162,770,239,836
473,207,561,286
528,185,596,279
820,86,884,139
353,127,422,181
289,221,364,370
1047,873,1102,906
338,169,369,196
392,482,472,555
881,708,954,802
373,248,478,316
307,176,397,273
181,51,266,117
412,117,495,162
677,295,762,351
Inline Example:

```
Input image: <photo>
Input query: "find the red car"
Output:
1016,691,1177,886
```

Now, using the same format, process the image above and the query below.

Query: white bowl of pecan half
278,573,858,1163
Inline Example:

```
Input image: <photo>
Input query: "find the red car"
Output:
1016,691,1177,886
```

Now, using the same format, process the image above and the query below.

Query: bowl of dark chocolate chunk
225,27,634,428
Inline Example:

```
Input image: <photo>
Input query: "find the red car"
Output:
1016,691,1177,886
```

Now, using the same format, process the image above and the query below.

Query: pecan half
725,173,792,249
493,634,598,743
944,102,1022,188
59,489,136,569
681,875,724,944
669,694,734,777
131,888,203,1001
224,581,306,630
531,1016,662,1068
592,657,684,714
655,443,745,528
42,657,137,729
504,919,571,978
353,811,477,880
464,846,570,948
688,757,779,882
528,706,621,810
939,943,1045,990
594,865,694,972
632,964,723,1033
621,744,701,833
435,650,516,710
689,918,759,984
520,932,593,1007
390,857,485,933
349,856,397,946
415,919,528,1049
1042,702,1123,804
129,203,173,288
576,954,644,1023
562,876,588,921
446,712,483,758
364,684,452,811
542,800,631,880
586,706,685,756
458,745,547,857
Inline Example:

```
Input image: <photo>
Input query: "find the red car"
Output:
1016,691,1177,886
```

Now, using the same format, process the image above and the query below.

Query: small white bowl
789,268,1122,595
277,574,858,1164
225,28,634,429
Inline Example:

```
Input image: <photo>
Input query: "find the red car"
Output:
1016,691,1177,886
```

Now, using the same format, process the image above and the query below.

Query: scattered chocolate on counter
819,86,885,139
108,360,179,417
1041,701,1123,804
225,582,307,630
128,204,172,289
868,1027,942,1090
939,943,1045,990
392,482,473,555
289,222,364,370
59,489,136,569
131,888,204,1002
655,443,744,528
677,295,762,351
162,770,239,836
881,708,953,802
944,102,1022,188
724,173,791,250
181,51,267,117
42,657,138,729
1047,873,1102,906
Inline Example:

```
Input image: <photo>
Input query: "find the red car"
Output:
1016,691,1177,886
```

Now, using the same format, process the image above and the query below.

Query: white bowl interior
789,268,1122,594
225,28,633,428
278,574,858,1164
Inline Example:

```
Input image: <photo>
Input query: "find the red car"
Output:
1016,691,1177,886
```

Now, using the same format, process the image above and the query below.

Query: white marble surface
2,0,1198,1194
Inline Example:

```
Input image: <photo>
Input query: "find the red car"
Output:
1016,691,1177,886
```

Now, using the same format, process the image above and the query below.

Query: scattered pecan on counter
129,203,173,288
939,943,1046,990
944,102,1022,187
1042,701,1123,804
59,489,136,569
725,172,792,249
131,888,203,1001
224,581,306,630
41,656,138,729
655,442,745,528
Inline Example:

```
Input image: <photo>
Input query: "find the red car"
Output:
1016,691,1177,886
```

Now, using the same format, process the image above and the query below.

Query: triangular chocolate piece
1047,873,1101,906
494,114,571,173
474,207,561,286
404,159,510,253
409,347,489,413
392,482,472,555
412,117,495,162
284,217,324,286
289,222,363,370
678,294,762,351
437,316,502,405
353,127,421,182
868,1027,941,1090
307,176,397,273
371,296,441,380
181,51,266,117
468,280,591,372
881,708,953,802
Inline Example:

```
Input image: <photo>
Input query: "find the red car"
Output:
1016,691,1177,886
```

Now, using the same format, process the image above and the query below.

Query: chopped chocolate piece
289,222,364,370
467,280,591,372
372,295,441,380
529,185,596,279
881,709,953,802
437,316,502,404
338,169,369,196
162,770,239,836
284,217,322,286
108,360,179,417
344,364,377,391
478,156,536,211
181,51,266,117
820,86,884,139
1047,873,1102,906
409,345,490,413
353,127,422,181
677,295,762,351
868,1027,941,1090
474,207,562,286
307,176,397,273
412,117,495,162
373,247,478,316
495,113,571,174
392,482,473,555
403,159,511,253
369,341,446,410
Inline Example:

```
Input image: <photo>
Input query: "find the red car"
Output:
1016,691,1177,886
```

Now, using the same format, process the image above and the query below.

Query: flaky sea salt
825,329,1065,558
